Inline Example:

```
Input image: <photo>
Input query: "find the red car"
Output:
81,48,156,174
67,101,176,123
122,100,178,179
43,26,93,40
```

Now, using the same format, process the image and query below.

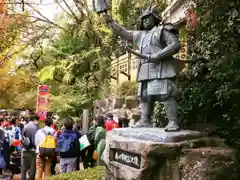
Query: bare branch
2,27,51,63
25,2,68,31
72,0,86,19
31,53,41,70
27,15,67,31
62,0,80,23
53,0,72,17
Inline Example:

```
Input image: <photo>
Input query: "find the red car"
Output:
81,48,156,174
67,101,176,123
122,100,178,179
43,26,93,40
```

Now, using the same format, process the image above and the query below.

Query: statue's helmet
137,5,161,30
140,5,161,21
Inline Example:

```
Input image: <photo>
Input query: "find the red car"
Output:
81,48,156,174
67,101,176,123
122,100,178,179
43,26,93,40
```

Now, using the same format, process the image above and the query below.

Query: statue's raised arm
103,14,137,42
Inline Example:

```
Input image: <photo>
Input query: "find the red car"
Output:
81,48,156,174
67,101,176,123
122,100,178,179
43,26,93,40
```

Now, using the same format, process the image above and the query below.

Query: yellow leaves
0,58,11,75
98,24,112,34
0,13,26,75
0,41,25,76
0,69,33,109
37,65,56,82
13,90,36,109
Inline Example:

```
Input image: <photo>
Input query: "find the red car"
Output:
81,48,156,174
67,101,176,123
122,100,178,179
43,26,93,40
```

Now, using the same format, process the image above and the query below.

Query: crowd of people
0,112,121,180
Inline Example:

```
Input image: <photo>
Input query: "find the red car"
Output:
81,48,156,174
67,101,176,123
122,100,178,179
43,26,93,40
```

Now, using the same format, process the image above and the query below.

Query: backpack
56,132,77,153
15,128,20,140
21,135,31,149
39,129,56,158
87,126,96,146
21,128,36,150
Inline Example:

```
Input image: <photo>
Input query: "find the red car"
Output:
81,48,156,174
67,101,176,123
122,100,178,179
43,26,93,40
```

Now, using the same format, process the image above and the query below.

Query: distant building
110,53,138,87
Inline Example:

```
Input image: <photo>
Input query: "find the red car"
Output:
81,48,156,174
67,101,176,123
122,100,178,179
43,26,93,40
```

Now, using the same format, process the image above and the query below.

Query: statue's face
142,15,155,30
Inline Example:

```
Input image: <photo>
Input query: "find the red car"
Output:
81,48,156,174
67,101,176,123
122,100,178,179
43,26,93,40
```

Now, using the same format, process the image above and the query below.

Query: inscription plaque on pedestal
110,148,141,169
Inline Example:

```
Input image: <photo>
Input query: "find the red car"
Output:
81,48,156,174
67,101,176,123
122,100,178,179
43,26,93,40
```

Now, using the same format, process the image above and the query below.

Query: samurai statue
104,5,184,132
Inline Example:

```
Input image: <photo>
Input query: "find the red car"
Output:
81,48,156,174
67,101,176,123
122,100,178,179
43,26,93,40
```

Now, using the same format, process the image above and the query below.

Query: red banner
186,5,197,32
36,85,50,121
0,0,5,14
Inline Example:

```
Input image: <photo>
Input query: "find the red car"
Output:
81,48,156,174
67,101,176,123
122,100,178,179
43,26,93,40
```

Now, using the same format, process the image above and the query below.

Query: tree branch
72,0,86,19
62,0,80,23
25,2,68,31
0,84,13,100
53,0,72,17
27,15,67,31
3,27,51,63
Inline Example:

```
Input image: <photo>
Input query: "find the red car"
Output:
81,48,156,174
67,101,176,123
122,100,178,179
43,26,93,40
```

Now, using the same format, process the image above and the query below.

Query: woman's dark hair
96,116,105,127
29,114,39,121
0,118,3,126
10,118,17,125
76,120,82,130
106,113,113,119
44,117,53,126
64,117,74,130
76,124,82,130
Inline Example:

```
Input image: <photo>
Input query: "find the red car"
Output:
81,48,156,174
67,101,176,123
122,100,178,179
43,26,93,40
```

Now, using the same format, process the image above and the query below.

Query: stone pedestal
102,128,238,180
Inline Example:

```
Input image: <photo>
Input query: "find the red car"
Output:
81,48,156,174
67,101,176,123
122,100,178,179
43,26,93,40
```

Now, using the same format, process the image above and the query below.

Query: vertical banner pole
82,109,89,133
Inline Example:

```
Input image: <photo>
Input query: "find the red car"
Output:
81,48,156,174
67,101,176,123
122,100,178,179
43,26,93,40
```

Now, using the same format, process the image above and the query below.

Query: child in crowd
105,113,120,131
57,117,81,173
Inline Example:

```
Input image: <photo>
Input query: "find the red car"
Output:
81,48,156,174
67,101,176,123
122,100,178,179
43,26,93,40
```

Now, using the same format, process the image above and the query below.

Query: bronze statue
103,6,183,132
89,3,186,132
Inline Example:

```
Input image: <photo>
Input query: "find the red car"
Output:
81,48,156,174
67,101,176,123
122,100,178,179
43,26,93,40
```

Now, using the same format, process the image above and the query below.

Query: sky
13,1,64,67
33,0,62,20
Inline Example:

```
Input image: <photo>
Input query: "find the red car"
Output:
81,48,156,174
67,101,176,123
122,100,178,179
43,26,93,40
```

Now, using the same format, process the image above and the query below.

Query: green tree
177,0,240,148
29,6,114,117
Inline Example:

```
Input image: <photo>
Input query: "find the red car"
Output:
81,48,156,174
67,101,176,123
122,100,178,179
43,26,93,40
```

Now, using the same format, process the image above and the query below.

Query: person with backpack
34,117,56,180
57,117,80,173
21,115,39,180
94,116,106,165
85,122,97,168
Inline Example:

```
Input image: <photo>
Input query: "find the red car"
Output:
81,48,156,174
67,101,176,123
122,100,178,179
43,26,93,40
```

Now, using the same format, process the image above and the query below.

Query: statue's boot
164,119,180,132
163,98,181,132
132,102,153,128
133,121,152,127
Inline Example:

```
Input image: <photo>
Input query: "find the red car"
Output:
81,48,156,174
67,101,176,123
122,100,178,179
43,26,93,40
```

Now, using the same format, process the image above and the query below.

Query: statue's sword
127,46,207,64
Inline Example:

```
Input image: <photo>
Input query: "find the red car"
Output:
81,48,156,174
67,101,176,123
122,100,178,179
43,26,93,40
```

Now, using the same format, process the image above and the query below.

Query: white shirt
6,125,21,145
35,126,56,153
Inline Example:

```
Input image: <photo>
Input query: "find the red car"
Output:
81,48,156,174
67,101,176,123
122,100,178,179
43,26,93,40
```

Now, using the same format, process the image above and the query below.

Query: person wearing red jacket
105,113,120,131
52,123,61,137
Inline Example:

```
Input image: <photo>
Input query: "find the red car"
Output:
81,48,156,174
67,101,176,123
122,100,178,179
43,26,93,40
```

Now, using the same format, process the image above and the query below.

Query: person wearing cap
104,5,182,132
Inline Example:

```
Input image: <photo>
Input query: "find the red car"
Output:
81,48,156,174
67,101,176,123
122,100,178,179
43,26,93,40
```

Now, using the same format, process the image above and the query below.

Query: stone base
102,128,237,180
110,128,201,143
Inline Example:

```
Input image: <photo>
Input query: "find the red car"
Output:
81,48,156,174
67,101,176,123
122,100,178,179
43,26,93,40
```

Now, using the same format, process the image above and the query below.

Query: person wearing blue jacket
57,117,81,173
